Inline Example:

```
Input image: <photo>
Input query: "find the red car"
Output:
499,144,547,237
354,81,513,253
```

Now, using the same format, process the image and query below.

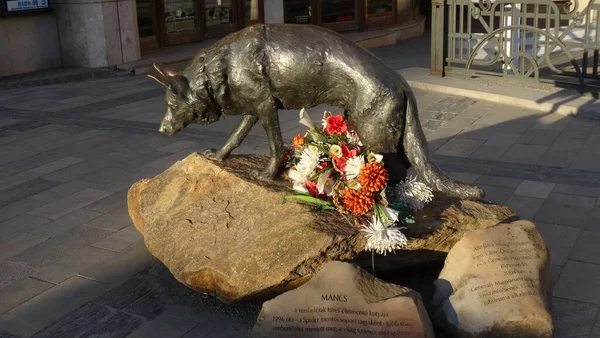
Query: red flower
316,162,328,173
325,115,348,135
332,143,357,172
305,180,324,197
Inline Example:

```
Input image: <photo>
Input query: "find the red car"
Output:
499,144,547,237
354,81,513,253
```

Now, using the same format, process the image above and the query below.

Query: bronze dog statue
149,24,484,200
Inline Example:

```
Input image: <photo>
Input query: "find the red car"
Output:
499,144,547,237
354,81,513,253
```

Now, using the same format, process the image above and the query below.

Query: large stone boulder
432,220,553,337
127,153,516,303
251,261,436,338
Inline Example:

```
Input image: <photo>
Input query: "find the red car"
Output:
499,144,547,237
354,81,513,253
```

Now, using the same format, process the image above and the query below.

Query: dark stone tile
489,162,551,182
433,154,495,175
0,178,60,207
11,225,113,267
96,273,162,310
535,193,596,228
32,302,144,338
551,297,598,337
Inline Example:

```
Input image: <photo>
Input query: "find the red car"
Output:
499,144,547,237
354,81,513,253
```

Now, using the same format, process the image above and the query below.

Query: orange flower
358,162,388,192
293,134,305,148
342,187,375,215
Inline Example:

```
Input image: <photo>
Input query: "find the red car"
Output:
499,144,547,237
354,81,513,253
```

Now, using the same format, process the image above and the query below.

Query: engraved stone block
432,220,553,337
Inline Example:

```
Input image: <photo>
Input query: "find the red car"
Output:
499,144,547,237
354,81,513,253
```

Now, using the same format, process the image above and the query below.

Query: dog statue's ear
153,63,179,77
148,73,190,97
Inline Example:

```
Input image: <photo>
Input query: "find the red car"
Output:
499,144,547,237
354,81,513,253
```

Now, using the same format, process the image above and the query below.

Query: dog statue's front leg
204,115,259,160
255,111,284,180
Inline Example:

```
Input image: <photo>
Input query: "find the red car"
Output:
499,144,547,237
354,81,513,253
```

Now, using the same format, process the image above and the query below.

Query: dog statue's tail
403,93,485,200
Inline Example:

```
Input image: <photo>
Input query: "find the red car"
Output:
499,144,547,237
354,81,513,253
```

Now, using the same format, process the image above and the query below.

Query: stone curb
399,68,600,120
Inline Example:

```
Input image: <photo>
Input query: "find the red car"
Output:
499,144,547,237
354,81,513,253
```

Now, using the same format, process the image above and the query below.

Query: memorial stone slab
251,261,435,338
432,220,553,338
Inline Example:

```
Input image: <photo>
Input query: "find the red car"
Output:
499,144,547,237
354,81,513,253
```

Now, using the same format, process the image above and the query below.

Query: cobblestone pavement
1,43,600,337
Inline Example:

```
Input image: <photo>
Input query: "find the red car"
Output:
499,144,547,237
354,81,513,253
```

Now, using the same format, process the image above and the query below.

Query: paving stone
0,233,48,261
0,145,38,166
96,273,163,310
535,193,596,228
447,172,480,183
586,206,600,232
11,225,113,267
29,209,103,237
532,114,572,131
552,264,563,284
28,188,113,220
30,246,116,284
92,225,141,252
31,302,144,338
0,214,49,242
29,181,92,203
571,151,600,172
30,157,86,175
0,171,44,192
500,143,549,164
554,184,600,198
0,178,60,208
554,260,600,304
77,165,163,193
0,276,110,338
459,106,489,118
143,150,197,170
551,134,586,152
514,180,556,199
16,131,75,153
561,119,594,139
480,184,514,205
551,297,598,338
583,134,600,153
455,124,498,141
538,149,581,168
434,138,484,157
535,222,581,266
518,128,561,146
78,241,157,287
569,230,600,265
125,314,198,338
0,278,54,314
504,195,545,221
469,144,511,160
474,175,523,188
438,116,478,130
41,159,113,183
484,131,522,146
85,204,130,229
156,141,199,153
0,261,36,289
83,190,127,213
180,317,249,338
0,124,65,145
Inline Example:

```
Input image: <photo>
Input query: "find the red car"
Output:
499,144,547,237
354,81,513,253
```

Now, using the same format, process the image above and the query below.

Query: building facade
0,0,421,77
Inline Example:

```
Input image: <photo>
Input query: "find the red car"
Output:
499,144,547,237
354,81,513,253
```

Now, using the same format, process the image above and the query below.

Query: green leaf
284,195,333,207
307,128,327,143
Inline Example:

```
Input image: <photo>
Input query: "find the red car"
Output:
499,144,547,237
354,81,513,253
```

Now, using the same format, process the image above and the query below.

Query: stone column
54,0,141,68
263,0,284,24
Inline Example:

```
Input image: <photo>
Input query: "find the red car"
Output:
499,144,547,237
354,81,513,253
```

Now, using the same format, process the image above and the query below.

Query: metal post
430,0,446,76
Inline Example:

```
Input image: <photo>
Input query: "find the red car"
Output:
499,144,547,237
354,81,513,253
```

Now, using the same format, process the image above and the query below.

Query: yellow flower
330,145,342,157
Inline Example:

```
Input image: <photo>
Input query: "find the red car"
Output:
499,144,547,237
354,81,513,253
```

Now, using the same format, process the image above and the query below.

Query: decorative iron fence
430,0,600,86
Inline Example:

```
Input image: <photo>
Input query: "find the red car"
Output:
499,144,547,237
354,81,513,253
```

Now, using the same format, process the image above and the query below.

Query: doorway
137,0,264,54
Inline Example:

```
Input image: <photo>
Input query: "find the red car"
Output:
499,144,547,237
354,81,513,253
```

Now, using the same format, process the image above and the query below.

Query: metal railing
431,0,600,86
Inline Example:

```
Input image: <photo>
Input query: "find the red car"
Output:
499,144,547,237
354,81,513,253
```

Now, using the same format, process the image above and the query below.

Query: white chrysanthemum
288,147,321,188
367,152,383,163
394,176,434,212
345,156,365,180
361,215,408,256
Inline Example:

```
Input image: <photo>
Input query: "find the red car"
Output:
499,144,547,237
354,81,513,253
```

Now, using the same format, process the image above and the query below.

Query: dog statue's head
149,63,221,136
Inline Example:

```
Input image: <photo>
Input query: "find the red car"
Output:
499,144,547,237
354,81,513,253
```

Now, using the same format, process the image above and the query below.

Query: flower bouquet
283,109,434,256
